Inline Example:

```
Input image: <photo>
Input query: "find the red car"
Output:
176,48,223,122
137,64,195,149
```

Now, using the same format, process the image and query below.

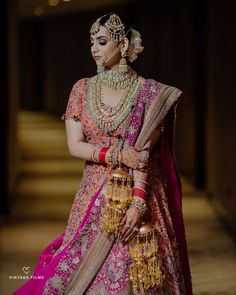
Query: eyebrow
90,35,108,41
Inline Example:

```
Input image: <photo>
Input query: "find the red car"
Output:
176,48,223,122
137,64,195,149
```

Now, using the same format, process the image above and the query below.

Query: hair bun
127,29,144,62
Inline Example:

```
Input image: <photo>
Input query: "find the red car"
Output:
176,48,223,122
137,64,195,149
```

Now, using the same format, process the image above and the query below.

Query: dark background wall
206,1,236,230
1,0,20,215
3,0,236,232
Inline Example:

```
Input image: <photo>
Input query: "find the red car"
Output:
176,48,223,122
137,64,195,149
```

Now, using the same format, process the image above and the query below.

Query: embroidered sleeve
61,79,85,122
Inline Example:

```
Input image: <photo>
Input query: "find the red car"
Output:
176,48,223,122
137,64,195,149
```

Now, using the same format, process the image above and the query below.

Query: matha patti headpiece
90,14,144,63
90,16,101,36
90,13,126,43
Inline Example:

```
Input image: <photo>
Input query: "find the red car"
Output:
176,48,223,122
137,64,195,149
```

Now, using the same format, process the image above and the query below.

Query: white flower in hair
128,29,144,62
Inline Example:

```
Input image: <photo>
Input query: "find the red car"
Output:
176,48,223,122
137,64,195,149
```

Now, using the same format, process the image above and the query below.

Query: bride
13,13,192,295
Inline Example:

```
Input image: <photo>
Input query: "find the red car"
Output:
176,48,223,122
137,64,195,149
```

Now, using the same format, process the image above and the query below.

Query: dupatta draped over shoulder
123,79,192,294
13,78,192,295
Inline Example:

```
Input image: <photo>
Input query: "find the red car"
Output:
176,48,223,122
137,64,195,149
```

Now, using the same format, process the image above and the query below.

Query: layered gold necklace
88,68,141,132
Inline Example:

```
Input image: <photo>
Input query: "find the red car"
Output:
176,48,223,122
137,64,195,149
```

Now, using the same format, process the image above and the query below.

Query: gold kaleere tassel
129,224,164,292
100,164,132,236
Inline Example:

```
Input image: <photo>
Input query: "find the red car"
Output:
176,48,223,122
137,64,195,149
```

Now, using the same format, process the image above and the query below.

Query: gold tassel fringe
129,224,164,292
100,167,132,235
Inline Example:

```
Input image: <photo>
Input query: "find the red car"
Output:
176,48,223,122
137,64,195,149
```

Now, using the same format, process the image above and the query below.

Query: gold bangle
133,170,148,179
130,197,147,214
132,195,146,204
134,179,149,185
107,148,113,166
91,146,100,163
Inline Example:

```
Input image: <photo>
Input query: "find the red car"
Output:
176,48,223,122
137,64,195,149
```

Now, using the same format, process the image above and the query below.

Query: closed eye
99,41,107,45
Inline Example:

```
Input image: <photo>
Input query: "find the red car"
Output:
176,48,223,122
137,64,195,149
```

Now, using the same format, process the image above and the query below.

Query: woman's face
90,26,121,69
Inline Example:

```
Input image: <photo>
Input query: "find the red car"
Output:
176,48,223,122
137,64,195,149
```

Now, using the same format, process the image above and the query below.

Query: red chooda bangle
132,187,146,200
98,147,109,163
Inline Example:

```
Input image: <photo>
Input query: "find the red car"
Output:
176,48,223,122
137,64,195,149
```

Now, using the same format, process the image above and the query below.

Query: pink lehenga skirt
13,153,186,295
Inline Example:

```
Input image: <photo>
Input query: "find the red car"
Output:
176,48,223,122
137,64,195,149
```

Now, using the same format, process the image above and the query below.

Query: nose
91,42,98,54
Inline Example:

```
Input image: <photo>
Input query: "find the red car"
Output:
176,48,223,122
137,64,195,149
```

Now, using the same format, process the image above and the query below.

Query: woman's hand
118,207,142,242
120,146,150,171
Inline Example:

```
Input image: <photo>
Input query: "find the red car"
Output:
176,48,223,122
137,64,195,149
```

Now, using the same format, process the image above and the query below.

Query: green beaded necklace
88,69,141,133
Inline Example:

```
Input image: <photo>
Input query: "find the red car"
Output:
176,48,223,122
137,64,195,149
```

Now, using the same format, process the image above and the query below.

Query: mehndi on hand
120,146,150,171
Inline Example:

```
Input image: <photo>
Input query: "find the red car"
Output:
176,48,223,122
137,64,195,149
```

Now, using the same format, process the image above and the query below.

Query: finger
133,147,143,153
121,214,127,226
122,221,137,240
117,215,127,239
122,227,133,241
123,228,135,242
121,217,135,238
142,145,150,150
118,215,127,238
135,146,149,151
119,223,132,240
123,222,140,242
124,227,137,242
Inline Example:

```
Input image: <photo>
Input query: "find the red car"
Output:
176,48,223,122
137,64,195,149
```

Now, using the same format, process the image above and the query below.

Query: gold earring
97,60,105,73
119,52,128,73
